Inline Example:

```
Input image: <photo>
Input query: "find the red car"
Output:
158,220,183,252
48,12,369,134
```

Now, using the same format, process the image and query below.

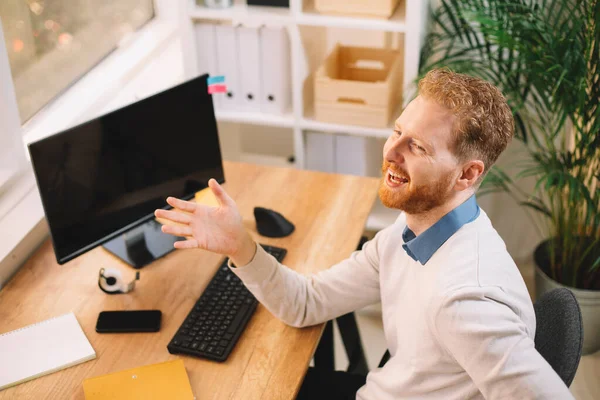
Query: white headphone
98,267,140,295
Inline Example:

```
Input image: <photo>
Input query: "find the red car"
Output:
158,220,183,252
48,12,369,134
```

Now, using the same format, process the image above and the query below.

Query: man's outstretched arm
228,236,382,328
156,179,382,328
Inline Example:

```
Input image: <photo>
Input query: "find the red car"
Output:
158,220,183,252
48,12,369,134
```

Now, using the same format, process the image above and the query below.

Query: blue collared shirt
402,195,480,265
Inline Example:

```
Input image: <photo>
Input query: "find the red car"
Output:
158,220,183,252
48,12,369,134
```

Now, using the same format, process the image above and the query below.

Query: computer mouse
253,207,295,238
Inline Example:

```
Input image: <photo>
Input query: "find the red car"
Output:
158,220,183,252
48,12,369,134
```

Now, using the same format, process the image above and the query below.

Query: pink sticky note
208,84,227,94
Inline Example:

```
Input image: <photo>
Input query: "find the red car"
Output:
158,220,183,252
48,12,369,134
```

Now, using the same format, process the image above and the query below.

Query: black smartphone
96,310,161,333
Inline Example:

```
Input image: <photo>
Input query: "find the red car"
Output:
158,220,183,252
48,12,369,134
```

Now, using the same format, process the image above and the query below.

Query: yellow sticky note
194,187,219,207
82,359,194,400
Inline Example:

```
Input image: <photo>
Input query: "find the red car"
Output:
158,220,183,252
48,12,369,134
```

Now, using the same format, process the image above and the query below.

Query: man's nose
384,137,405,164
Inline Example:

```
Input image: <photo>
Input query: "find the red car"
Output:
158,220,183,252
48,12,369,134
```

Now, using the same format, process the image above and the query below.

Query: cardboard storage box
314,44,403,128
314,0,401,19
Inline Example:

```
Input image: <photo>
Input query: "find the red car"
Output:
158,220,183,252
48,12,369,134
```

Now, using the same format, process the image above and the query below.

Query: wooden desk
0,162,379,399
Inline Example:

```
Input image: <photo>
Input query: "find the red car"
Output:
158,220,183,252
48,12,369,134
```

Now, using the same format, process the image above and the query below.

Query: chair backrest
378,287,583,387
534,287,583,387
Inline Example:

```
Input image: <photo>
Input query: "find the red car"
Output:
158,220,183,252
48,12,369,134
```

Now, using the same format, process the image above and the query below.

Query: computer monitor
28,74,224,268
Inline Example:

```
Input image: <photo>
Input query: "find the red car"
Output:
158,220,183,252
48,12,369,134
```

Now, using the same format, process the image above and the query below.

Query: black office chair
377,287,584,387
533,287,583,387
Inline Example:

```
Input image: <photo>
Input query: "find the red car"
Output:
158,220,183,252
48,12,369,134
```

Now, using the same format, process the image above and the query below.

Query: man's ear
455,160,485,191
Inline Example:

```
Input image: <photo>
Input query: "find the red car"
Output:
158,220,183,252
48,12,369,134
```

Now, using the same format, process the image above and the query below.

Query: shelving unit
298,0,407,32
239,152,294,168
215,109,295,128
188,0,292,24
301,116,392,139
179,0,430,231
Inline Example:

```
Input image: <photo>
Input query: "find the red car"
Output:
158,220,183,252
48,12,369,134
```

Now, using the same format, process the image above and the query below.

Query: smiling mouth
386,169,409,187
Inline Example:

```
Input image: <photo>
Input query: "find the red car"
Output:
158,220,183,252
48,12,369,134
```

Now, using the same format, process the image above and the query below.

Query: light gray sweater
230,210,573,399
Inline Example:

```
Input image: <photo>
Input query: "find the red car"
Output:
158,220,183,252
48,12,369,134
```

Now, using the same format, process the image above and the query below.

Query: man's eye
411,143,425,152
393,130,401,136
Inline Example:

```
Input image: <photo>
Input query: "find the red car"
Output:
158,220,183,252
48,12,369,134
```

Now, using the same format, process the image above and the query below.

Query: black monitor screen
29,74,224,264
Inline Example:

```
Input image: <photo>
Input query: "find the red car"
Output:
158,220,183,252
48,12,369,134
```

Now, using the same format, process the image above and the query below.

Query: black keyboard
167,244,287,361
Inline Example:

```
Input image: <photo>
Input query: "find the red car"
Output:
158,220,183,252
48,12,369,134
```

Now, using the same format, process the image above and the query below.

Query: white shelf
298,1,407,32
189,0,292,25
366,198,401,231
301,116,392,139
301,104,401,138
216,109,393,137
239,152,294,168
215,109,295,128
190,0,406,32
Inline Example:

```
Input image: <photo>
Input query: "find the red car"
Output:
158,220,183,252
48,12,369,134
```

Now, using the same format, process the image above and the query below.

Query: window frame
0,16,27,197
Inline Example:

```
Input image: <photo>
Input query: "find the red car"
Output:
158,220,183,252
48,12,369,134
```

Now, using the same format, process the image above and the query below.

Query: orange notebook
82,359,194,400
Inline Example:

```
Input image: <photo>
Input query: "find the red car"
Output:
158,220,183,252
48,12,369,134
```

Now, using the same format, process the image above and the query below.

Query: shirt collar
401,195,480,265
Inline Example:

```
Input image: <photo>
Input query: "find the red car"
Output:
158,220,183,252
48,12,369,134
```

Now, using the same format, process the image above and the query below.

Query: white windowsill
0,169,47,288
0,19,179,288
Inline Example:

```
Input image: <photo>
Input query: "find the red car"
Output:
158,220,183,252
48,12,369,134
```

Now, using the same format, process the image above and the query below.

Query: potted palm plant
419,0,600,354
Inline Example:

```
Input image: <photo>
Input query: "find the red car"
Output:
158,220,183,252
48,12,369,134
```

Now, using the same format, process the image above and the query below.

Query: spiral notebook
0,312,96,390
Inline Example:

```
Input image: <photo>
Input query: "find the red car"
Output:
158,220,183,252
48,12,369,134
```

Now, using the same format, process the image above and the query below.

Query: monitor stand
103,219,183,269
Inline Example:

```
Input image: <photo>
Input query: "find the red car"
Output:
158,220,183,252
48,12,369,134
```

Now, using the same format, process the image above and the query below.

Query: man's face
379,96,461,214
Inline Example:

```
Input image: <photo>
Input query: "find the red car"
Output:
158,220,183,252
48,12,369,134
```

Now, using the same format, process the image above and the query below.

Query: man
155,69,573,399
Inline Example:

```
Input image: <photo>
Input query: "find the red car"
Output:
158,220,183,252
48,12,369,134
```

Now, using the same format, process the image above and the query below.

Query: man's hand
154,179,257,266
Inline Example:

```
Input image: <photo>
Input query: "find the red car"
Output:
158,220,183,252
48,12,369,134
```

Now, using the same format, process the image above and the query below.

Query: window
0,16,25,192
1,0,155,124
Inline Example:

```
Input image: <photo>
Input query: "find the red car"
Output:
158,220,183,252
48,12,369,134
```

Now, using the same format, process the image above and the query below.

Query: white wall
478,140,543,263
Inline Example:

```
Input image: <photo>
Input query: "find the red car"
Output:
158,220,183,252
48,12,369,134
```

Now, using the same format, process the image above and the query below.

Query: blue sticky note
207,76,225,85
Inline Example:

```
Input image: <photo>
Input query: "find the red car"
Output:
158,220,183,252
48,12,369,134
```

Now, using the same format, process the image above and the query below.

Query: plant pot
534,242,600,355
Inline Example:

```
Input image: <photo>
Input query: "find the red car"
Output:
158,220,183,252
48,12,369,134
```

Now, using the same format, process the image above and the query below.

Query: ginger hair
418,68,515,180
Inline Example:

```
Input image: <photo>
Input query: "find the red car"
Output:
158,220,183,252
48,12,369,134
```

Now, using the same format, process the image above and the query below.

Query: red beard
378,160,455,214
